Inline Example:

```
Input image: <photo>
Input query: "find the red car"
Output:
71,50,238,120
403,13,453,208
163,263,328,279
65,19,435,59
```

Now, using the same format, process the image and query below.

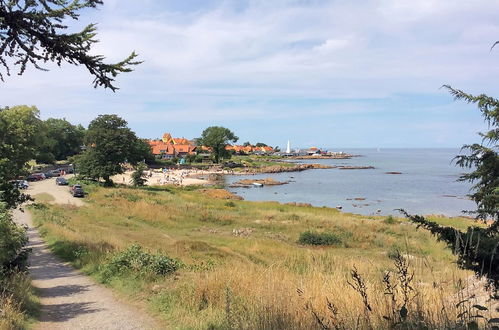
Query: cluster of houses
147,133,197,159
146,133,275,160
225,145,274,155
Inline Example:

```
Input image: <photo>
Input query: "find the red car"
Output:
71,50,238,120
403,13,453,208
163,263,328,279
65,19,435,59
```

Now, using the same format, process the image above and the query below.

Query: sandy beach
111,168,230,186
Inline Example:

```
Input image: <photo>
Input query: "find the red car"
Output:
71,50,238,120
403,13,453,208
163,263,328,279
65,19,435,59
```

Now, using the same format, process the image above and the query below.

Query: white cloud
1,0,497,146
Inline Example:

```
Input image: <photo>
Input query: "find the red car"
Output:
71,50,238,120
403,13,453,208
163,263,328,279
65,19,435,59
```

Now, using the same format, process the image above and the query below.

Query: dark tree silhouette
0,0,141,91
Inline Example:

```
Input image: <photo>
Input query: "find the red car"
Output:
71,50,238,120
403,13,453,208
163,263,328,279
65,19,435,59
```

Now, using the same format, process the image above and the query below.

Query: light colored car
13,180,29,189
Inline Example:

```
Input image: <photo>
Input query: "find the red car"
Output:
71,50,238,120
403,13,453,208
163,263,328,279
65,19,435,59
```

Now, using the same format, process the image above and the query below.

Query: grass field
30,185,491,329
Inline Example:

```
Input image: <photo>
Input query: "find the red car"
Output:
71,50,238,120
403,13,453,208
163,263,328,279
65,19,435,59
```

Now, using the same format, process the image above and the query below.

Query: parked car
12,180,29,189
71,184,84,197
27,173,45,181
55,177,68,186
45,170,62,178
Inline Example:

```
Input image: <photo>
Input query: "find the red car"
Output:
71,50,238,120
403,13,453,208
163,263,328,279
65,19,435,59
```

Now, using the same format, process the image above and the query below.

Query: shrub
0,207,29,273
298,231,342,246
383,215,397,225
101,245,181,282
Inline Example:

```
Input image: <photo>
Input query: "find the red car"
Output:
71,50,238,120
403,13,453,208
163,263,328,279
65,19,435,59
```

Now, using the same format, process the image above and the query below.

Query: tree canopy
39,118,85,161
198,126,238,163
75,114,151,184
0,105,40,208
0,0,141,91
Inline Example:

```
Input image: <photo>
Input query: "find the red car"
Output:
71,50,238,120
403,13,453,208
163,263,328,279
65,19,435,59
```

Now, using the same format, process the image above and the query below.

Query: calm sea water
225,148,476,217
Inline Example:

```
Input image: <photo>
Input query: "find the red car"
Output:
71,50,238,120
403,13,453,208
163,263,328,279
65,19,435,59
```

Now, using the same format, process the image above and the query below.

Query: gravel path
14,183,159,329
26,175,85,207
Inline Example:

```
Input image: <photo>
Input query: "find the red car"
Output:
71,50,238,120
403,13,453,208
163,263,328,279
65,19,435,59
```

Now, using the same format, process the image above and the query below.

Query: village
146,132,352,162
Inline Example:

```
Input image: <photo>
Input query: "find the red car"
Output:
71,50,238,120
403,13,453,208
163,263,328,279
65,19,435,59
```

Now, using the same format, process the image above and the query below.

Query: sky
2,0,499,148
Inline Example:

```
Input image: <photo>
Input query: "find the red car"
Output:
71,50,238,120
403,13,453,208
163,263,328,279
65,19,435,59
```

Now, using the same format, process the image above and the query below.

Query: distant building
226,144,274,155
147,133,196,159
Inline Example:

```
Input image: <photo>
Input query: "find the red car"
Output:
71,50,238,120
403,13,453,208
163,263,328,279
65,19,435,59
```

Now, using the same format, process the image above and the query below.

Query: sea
224,148,477,217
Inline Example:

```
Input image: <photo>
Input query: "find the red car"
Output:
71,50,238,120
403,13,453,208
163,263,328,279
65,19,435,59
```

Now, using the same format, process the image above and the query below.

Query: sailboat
286,140,291,154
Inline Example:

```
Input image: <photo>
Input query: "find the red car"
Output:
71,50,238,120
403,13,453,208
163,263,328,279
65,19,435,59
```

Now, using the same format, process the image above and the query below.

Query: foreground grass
0,272,39,330
30,185,491,329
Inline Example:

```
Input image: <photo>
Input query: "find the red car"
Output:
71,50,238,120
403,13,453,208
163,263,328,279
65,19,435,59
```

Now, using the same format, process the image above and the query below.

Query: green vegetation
298,231,342,246
0,206,38,329
100,245,181,283
404,86,499,285
75,114,153,185
131,162,148,186
31,185,486,329
36,118,85,163
0,106,41,208
198,126,238,163
0,0,140,91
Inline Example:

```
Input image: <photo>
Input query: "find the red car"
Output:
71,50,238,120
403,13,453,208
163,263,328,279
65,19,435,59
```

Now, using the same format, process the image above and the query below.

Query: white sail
286,140,291,154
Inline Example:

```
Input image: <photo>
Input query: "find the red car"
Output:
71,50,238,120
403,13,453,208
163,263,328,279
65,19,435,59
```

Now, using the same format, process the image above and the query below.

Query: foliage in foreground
443,86,499,224
403,211,499,285
0,0,140,91
0,206,35,329
405,86,499,286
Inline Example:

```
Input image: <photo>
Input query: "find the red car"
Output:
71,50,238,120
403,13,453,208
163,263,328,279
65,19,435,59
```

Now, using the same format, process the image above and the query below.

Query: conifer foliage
403,86,499,284
0,0,141,91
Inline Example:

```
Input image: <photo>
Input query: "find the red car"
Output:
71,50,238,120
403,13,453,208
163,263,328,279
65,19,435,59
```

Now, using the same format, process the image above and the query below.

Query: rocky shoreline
289,154,358,160
239,163,333,174
230,177,288,188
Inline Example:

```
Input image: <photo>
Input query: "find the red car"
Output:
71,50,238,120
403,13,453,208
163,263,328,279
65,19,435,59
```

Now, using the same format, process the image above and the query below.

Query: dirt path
14,191,159,329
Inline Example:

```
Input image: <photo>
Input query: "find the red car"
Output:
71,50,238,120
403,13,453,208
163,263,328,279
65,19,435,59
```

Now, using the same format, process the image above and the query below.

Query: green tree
403,86,499,283
198,126,238,163
42,118,85,161
443,86,499,224
75,114,148,185
0,105,41,208
243,141,251,147
255,142,268,147
0,0,141,91
130,162,147,186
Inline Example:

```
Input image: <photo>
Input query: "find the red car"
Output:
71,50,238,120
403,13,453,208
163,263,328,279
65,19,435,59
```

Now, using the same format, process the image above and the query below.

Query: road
14,178,159,329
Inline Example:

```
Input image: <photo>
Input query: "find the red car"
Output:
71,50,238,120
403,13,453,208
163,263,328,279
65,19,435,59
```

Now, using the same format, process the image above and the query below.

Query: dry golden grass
0,272,38,330
31,186,488,329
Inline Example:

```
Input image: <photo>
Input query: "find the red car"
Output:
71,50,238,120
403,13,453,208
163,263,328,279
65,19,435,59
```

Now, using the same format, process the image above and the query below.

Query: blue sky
2,0,499,148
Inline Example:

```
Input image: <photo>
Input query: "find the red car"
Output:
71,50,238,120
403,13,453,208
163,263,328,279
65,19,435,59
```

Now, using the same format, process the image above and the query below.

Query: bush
383,215,397,225
298,231,342,246
101,245,181,282
0,207,29,273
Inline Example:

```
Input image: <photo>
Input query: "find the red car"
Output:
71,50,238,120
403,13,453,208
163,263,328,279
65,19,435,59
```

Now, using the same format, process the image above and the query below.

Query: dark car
45,170,61,178
27,173,45,181
71,184,84,197
55,177,68,185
